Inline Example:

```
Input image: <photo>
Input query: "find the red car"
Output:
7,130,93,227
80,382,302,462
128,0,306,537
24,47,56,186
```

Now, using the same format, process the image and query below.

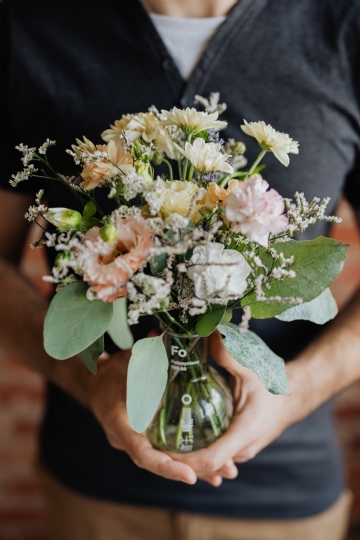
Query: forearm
0,257,92,407
287,286,360,422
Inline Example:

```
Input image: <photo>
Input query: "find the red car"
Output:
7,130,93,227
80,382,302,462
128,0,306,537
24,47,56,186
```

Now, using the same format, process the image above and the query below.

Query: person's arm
167,234,360,475
0,189,238,485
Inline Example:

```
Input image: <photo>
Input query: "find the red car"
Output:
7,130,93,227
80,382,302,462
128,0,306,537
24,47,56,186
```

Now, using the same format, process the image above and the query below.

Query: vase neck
164,333,207,373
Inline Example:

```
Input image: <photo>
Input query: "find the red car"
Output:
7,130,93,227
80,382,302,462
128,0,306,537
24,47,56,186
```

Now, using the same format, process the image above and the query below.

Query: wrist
283,359,312,427
51,354,95,409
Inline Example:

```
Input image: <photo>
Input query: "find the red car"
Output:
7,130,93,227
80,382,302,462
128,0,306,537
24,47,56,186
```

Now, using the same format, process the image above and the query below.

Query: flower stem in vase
147,331,234,452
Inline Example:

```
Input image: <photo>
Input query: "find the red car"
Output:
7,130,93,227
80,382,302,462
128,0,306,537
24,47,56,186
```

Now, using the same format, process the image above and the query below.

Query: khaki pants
39,467,352,540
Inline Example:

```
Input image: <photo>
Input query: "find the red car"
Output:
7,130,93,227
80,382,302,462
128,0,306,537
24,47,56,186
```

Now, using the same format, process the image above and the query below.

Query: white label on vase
180,408,194,432
178,434,193,452
171,345,187,357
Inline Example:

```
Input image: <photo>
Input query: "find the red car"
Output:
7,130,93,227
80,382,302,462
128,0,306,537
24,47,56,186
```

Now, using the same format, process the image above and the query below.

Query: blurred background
0,198,360,540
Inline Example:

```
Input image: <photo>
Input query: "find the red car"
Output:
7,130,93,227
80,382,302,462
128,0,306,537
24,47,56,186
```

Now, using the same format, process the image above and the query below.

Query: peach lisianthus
81,140,133,190
80,217,154,302
207,178,243,206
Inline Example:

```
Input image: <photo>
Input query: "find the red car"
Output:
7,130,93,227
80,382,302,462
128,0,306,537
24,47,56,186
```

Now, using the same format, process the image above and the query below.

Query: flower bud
232,141,246,155
152,151,164,165
159,297,170,310
100,223,118,243
135,161,153,185
43,208,82,231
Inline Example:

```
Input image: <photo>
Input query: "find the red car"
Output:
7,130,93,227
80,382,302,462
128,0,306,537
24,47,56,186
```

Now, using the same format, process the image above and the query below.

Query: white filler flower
187,243,251,299
160,107,227,134
175,138,234,174
241,120,299,167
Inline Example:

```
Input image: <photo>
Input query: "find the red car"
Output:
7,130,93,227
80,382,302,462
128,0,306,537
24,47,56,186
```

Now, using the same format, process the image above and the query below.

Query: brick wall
0,200,360,539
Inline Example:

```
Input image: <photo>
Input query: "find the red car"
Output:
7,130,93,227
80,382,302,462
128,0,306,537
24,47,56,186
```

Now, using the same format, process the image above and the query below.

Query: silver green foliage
44,281,113,360
107,297,134,349
217,322,288,395
127,335,169,433
276,288,338,324
242,237,346,318
80,335,104,375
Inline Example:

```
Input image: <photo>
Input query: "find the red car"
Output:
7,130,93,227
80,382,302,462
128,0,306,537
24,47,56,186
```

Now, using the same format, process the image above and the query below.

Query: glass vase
147,332,234,452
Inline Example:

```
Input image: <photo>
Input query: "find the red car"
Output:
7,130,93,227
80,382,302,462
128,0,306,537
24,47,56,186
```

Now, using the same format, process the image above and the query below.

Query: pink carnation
80,217,153,302
225,175,288,247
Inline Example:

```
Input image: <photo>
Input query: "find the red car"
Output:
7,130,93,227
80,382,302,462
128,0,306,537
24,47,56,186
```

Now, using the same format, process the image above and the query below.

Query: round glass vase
147,332,234,452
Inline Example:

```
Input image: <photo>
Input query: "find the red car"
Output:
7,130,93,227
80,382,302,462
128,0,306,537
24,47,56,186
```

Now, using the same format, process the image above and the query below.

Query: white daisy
175,138,234,174
160,107,227,135
241,120,299,167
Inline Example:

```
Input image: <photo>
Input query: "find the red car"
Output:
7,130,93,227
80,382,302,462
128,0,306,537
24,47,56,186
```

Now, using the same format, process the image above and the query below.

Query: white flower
43,208,82,231
187,243,251,299
225,175,288,247
101,112,175,159
144,179,205,223
164,213,189,230
241,120,299,167
160,107,227,134
175,138,233,174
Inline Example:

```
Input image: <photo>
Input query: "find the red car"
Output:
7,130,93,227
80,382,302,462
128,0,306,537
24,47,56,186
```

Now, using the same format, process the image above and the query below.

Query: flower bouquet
11,93,347,452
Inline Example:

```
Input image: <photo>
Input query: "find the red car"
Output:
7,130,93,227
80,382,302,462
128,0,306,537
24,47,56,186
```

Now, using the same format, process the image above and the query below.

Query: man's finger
129,435,197,484
199,475,223,487
166,419,252,475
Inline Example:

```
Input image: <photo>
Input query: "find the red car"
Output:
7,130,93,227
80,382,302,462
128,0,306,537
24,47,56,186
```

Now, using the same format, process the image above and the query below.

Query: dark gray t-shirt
1,0,360,519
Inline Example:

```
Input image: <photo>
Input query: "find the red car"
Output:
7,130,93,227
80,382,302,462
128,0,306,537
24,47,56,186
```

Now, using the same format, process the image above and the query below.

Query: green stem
181,134,192,181
187,164,194,182
219,170,247,188
163,159,173,179
248,149,267,175
164,311,190,335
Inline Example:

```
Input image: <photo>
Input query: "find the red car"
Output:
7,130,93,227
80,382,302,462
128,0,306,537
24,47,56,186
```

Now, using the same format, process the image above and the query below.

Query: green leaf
107,297,134,349
150,253,167,276
242,237,347,319
196,307,226,337
44,282,113,360
80,217,102,230
275,288,338,324
80,335,104,375
127,335,169,433
222,309,233,324
217,322,288,395
83,201,96,219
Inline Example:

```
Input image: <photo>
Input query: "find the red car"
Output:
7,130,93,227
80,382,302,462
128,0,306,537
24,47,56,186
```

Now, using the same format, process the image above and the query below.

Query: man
0,0,359,538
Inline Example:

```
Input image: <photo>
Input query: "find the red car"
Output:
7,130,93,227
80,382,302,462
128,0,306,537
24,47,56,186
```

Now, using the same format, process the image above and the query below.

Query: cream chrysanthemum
160,107,227,134
101,114,134,142
175,138,234,174
102,112,174,159
241,120,299,167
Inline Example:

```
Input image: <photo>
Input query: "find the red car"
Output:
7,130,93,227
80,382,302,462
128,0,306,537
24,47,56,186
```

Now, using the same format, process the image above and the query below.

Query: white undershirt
149,13,226,80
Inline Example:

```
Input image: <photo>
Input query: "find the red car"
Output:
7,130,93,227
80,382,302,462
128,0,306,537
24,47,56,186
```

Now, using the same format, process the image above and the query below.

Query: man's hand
165,330,302,476
87,348,238,486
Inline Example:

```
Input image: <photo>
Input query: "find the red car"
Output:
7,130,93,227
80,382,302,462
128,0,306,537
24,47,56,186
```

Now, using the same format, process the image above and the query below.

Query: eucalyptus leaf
107,297,134,349
44,282,113,360
217,322,288,395
150,253,167,276
80,335,104,375
127,335,168,433
275,288,338,324
242,237,347,319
